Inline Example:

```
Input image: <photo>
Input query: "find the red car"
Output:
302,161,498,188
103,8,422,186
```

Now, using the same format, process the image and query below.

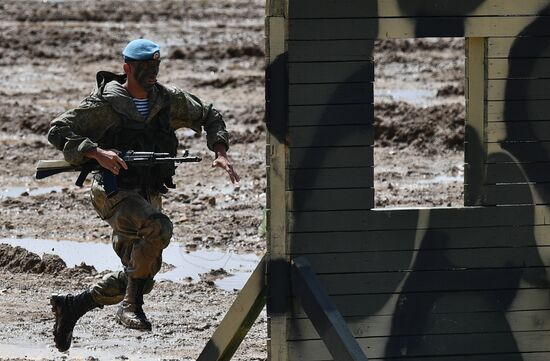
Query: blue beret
122,39,161,61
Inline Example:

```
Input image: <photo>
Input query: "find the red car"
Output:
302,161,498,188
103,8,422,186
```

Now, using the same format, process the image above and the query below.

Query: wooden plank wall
287,206,550,361
483,34,550,206
274,0,550,360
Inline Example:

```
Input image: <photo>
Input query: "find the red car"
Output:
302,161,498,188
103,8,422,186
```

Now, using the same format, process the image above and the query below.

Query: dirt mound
0,0,263,23
230,126,264,145
195,75,262,88
376,38,464,53
0,244,66,274
374,101,465,152
437,84,465,97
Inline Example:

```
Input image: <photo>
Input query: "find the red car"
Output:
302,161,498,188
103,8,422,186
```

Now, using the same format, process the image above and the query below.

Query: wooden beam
290,0,550,19
196,256,266,361
266,10,290,361
464,37,486,206
291,256,368,361
289,16,550,40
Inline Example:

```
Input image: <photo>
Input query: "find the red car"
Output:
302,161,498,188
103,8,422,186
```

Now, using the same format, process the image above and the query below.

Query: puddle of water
0,238,260,291
374,88,436,105
0,342,169,361
0,186,62,199
418,175,463,184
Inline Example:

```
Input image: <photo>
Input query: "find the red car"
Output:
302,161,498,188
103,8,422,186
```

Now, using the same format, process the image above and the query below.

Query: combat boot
116,277,152,331
50,290,102,352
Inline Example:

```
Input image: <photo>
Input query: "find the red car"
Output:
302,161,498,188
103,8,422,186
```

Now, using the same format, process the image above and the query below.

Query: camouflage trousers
87,181,173,305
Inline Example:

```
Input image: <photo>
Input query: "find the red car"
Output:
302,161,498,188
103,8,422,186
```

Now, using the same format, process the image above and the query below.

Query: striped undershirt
132,98,149,118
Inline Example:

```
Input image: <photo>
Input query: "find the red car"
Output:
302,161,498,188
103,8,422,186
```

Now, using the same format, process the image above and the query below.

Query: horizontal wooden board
488,79,550,101
288,310,550,340
289,146,373,169
289,225,550,254
289,167,374,190
488,37,550,58
290,0,550,19
487,100,550,122
288,104,373,127
291,289,550,317
289,61,374,84
288,331,550,360
299,248,550,273
486,142,550,163
484,163,550,183
289,188,374,211
488,58,550,79
287,352,550,361
289,205,548,233
289,83,373,105
487,121,550,142
482,183,550,205
288,125,373,148
289,16,550,40
288,40,374,62
315,268,550,295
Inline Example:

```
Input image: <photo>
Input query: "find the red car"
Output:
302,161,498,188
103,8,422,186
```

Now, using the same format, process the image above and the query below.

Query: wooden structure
199,1,550,360
265,0,550,360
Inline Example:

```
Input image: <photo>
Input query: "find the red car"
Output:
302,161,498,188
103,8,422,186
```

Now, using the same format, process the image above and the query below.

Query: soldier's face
129,60,160,92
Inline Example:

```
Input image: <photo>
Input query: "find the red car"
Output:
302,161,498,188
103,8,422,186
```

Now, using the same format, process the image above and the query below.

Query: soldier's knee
145,214,173,247
156,215,173,246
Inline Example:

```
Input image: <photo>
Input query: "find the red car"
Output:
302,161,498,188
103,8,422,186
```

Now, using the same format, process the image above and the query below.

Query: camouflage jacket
47,71,229,165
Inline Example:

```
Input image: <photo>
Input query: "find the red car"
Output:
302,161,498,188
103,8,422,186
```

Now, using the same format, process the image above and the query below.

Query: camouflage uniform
48,71,229,306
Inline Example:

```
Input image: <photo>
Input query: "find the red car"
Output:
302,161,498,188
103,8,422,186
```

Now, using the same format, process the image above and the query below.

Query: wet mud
0,0,465,359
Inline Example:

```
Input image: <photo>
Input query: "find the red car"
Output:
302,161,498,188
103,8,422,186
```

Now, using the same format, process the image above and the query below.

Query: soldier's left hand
212,154,240,184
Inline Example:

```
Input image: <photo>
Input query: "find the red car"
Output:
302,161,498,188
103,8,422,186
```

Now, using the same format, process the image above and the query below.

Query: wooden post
291,256,369,361
465,37,487,206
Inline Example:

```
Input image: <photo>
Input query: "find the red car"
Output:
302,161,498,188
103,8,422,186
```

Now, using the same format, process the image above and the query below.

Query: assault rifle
36,150,202,197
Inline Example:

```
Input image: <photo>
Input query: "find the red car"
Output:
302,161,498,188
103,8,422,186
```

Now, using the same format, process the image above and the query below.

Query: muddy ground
0,1,465,360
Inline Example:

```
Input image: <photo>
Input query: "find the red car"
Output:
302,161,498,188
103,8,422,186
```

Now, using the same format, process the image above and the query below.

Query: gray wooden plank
487,121,550,142
289,62,374,84
289,125,373,148
288,332,550,360
488,37,550,58
482,183,550,205
291,289,550,317
487,100,550,122
488,79,550,100
289,205,547,233
288,104,373,127
289,146,373,169
289,225,550,254
289,167,374,190
290,0,550,19
289,16,549,40
488,58,550,79
289,83,373,105
288,40,374,62
289,189,374,211
486,142,550,163
484,163,550,183
299,248,550,274
288,310,550,340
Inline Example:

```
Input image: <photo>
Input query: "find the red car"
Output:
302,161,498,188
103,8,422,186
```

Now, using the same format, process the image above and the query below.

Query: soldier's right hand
84,147,128,175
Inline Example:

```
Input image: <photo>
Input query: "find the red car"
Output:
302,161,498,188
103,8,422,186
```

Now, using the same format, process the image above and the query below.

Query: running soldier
47,39,240,352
